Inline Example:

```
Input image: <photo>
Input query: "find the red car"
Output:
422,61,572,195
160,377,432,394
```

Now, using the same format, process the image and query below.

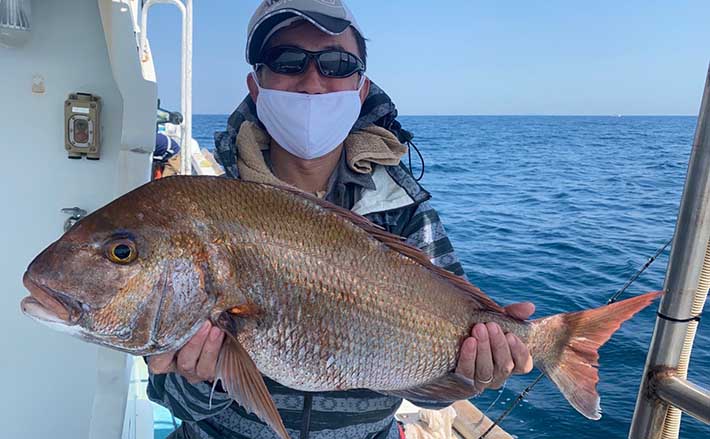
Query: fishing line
482,380,507,416
607,238,673,304
479,373,545,438
477,238,673,439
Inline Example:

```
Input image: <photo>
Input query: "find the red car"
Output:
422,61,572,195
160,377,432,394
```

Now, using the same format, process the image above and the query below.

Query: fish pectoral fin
214,334,290,439
227,303,263,318
378,373,480,402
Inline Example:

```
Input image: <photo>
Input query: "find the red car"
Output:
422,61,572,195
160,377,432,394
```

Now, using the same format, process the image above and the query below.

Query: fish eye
106,239,137,264
114,245,131,259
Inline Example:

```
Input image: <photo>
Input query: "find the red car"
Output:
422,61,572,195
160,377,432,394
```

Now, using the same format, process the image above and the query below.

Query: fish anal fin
214,333,290,439
378,373,480,402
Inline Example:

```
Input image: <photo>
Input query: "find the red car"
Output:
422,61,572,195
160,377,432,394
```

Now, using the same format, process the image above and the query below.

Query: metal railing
139,0,193,175
628,63,710,438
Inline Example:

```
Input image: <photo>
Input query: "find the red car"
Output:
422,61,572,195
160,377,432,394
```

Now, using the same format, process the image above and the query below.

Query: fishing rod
478,237,673,439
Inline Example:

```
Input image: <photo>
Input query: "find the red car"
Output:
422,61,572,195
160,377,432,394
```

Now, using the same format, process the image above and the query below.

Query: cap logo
262,0,290,12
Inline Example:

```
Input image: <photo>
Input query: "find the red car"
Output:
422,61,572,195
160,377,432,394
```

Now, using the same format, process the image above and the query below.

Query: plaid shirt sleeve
400,201,465,277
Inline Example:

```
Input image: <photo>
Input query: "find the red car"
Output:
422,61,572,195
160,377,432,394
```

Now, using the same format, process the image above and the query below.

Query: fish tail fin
531,291,662,420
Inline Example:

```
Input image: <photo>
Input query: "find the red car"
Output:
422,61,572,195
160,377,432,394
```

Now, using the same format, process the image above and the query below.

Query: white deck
397,400,512,439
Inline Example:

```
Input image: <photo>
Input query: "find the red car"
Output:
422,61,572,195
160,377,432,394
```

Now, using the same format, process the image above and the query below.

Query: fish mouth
21,272,84,325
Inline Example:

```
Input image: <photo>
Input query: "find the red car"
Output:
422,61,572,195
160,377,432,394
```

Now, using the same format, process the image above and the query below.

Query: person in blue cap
152,132,181,179
147,2,536,438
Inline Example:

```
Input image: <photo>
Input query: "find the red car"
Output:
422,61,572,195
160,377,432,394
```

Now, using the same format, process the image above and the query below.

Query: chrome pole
140,0,189,174
653,374,710,425
184,0,193,175
628,63,710,438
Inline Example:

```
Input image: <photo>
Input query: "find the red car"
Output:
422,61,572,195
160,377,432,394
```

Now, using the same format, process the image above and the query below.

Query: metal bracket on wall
61,207,87,232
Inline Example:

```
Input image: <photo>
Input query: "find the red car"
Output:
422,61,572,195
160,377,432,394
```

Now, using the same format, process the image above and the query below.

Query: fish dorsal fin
270,183,504,313
378,372,481,402
213,332,290,439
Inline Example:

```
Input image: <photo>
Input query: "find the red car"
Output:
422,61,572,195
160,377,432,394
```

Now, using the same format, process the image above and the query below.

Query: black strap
300,393,313,439
657,312,701,323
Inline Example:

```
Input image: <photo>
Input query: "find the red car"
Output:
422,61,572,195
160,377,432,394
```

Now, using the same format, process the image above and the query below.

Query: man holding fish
147,1,534,437
22,1,659,439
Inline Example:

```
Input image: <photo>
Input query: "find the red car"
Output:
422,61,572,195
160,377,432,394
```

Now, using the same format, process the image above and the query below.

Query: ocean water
193,115,709,438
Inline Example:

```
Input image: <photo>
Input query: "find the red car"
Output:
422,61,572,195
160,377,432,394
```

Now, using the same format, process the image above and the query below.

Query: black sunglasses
258,46,365,79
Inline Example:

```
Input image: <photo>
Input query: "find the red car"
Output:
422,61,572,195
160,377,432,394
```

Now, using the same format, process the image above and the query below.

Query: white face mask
252,72,365,160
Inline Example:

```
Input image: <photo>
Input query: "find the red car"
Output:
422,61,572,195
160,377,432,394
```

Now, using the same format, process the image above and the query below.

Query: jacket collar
213,81,431,213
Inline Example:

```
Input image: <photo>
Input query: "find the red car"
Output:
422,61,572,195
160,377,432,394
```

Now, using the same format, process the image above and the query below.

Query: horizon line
193,113,697,117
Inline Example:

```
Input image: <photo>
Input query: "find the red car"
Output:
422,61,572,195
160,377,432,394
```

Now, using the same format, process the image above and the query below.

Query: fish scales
166,177,480,390
21,176,662,438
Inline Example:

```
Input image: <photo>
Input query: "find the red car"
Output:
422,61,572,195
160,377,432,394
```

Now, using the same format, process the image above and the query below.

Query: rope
407,140,426,181
300,393,313,439
477,238,672,438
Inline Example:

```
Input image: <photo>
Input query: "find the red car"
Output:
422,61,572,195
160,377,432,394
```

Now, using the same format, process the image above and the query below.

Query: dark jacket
148,83,465,439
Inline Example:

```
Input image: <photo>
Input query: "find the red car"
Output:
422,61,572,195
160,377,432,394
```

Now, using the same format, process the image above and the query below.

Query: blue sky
147,0,710,116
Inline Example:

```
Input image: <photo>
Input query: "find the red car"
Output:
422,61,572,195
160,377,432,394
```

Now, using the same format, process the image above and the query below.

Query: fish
20,175,661,439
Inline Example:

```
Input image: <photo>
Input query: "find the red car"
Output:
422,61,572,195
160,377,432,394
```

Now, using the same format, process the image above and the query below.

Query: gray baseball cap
246,0,364,65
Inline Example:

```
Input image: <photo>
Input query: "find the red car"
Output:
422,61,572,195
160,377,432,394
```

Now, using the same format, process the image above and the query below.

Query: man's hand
455,302,535,391
147,321,225,384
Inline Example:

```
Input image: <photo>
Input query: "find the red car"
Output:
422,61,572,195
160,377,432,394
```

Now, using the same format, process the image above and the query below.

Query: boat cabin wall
0,1,157,438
